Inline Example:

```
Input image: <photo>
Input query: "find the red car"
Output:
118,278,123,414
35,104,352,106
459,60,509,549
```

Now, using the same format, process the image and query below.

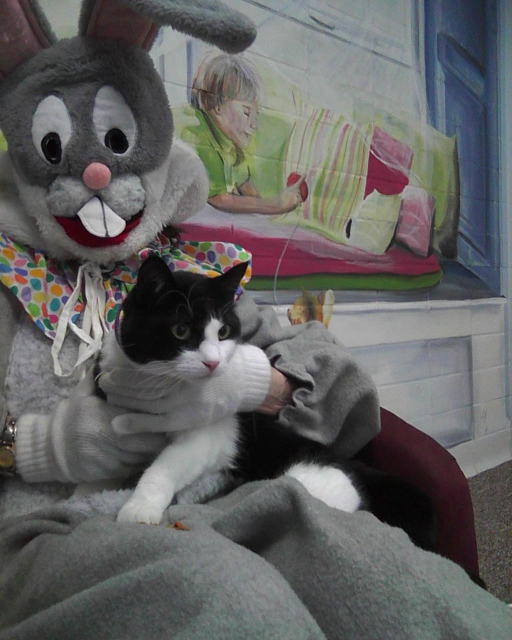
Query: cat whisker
158,288,193,316
150,374,191,403
176,302,193,317
140,362,182,376
186,280,204,310
148,373,186,389
220,299,237,315
103,365,186,390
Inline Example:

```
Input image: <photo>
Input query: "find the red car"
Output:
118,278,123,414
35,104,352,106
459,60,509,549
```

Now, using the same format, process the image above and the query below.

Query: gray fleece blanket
1,288,511,638
0,476,511,640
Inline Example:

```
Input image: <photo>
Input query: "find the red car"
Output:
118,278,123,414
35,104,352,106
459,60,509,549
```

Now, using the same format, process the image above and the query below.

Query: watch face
0,447,15,472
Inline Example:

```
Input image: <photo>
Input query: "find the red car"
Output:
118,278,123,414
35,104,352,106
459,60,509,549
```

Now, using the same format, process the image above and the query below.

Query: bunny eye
105,129,129,155
41,133,62,165
93,86,137,155
32,96,72,166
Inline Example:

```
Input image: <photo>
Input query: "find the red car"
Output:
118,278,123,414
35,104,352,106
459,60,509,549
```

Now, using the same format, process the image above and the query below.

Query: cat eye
172,324,191,340
218,324,231,340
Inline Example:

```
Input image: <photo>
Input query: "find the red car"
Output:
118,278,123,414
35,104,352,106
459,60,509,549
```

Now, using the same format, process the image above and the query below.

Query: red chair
356,408,480,578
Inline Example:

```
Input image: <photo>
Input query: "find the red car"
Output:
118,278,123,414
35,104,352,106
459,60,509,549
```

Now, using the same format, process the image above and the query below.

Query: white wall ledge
318,297,507,314
449,428,512,478
274,296,507,347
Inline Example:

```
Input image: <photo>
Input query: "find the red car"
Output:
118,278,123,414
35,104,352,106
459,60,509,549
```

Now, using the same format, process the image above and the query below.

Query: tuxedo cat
98,256,436,553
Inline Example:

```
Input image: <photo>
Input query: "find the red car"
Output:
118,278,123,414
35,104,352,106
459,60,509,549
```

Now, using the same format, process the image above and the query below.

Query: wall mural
175,51,457,294
0,0,498,299
161,0,498,296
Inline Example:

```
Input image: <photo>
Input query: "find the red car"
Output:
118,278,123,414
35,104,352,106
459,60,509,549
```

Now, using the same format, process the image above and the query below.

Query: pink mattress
180,222,441,280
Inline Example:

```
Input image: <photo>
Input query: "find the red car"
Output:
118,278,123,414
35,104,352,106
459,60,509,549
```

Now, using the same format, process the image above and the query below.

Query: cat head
119,255,249,378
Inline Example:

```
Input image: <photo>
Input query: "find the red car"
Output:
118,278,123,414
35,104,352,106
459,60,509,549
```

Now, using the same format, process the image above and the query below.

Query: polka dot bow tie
0,232,252,376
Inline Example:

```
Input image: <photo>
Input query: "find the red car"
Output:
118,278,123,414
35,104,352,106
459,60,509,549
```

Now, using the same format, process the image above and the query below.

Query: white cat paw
117,498,166,525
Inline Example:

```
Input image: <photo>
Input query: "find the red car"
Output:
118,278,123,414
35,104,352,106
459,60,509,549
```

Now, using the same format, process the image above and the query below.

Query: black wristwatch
0,415,17,476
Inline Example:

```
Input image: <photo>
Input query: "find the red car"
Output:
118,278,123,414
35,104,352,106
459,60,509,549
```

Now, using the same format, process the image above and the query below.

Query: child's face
213,100,258,148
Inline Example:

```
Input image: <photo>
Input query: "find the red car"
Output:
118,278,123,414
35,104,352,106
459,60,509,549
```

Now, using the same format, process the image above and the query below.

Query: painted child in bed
180,53,305,215
179,54,440,258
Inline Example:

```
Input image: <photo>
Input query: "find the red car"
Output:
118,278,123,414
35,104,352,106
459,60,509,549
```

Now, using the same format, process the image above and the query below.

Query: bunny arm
0,285,22,432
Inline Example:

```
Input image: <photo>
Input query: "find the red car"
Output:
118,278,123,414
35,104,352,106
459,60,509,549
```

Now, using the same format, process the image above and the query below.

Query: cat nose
83,162,112,191
203,360,219,372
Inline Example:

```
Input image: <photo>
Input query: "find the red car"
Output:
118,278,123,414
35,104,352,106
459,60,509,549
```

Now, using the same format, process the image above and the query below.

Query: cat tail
283,449,486,589
344,460,438,553
347,461,487,590
285,448,437,553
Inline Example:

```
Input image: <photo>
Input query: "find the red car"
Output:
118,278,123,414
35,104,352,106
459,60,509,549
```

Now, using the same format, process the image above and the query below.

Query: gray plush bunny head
0,0,256,263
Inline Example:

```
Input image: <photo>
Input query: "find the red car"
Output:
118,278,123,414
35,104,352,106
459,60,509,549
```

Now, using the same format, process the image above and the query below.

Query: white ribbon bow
51,262,109,378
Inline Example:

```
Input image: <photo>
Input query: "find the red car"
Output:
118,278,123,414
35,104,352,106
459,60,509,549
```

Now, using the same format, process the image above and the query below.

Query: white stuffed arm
15,374,168,484
0,301,166,484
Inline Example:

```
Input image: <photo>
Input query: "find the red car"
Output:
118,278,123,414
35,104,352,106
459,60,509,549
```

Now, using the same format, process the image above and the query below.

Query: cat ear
214,261,249,298
134,255,175,306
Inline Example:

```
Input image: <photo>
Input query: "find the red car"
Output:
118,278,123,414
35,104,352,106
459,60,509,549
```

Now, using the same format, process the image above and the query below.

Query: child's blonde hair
191,54,261,112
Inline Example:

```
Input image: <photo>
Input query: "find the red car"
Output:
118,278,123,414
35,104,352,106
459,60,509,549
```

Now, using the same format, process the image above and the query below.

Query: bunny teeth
76,197,127,238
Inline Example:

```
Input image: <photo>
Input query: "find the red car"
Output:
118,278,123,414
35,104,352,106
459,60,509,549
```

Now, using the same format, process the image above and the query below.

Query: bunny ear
79,0,256,53
79,0,160,50
0,0,56,79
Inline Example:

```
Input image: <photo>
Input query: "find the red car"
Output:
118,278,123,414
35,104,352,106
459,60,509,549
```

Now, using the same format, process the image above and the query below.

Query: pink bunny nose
83,162,112,191
203,360,219,373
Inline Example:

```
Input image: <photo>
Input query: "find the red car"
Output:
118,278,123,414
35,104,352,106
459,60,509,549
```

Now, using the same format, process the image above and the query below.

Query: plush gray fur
173,470,243,505
5,316,81,418
0,30,210,262
0,0,249,263
0,38,173,186
0,477,73,520
79,0,257,53
2,138,208,262
0,155,43,250
0,472,238,521
46,173,146,220
0,287,21,431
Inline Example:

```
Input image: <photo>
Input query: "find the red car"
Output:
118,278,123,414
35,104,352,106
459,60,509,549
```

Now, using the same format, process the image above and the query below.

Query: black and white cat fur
98,256,436,552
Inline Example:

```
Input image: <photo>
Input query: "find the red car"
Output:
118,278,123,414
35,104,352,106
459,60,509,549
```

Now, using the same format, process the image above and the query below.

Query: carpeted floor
468,460,512,602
